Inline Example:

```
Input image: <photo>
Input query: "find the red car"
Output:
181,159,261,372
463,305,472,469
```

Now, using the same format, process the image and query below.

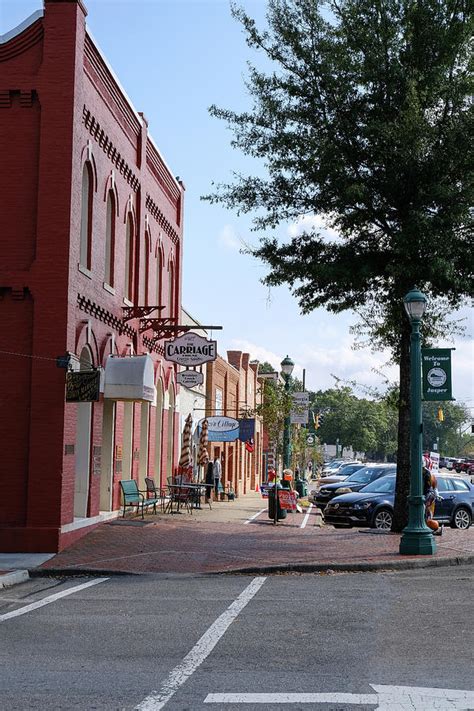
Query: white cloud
287,213,340,242
217,224,242,251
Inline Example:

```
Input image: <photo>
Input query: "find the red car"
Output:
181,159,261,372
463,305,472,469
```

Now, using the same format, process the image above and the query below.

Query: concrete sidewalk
21,491,474,578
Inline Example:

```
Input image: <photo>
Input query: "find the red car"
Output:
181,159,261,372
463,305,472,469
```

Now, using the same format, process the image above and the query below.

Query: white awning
104,355,155,403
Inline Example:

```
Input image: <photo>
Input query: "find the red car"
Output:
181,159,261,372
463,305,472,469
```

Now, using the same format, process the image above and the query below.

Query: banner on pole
422,348,453,401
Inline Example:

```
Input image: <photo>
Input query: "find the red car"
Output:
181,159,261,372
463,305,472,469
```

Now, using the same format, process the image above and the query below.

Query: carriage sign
164,333,217,366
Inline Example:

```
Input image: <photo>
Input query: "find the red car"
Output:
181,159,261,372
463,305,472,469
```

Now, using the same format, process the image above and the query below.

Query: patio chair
144,477,167,513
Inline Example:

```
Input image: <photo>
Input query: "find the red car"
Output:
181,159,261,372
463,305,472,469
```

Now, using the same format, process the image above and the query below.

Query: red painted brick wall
0,0,183,552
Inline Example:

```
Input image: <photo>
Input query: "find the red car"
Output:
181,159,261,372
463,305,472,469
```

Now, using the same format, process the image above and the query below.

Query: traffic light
318,412,325,427
437,407,444,422
315,413,320,429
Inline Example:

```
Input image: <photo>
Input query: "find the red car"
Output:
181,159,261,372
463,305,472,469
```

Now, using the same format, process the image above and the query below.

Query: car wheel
372,508,393,530
451,507,471,530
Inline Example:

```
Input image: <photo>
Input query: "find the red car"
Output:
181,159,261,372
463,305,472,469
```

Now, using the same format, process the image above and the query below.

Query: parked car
320,459,347,475
320,460,361,477
309,463,367,502
314,464,396,510
323,473,474,530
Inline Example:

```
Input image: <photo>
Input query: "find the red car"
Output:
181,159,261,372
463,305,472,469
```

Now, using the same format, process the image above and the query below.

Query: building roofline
86,28,182,193
0,9,43,45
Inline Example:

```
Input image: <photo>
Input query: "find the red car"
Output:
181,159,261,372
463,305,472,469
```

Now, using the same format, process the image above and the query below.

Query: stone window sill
78,263,92,279
103,282,115,295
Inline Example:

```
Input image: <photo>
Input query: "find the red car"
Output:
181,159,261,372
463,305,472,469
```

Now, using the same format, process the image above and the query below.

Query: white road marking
300,504,313,528
204,693,375,704
0,577,109,622
135,576,267,711
244,508,266,524
204,684,474,709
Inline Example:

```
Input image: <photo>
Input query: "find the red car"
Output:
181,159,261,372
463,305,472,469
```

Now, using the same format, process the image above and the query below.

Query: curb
23,554,474,579
29,568,138,578
0,570,30,588
218,554,474,576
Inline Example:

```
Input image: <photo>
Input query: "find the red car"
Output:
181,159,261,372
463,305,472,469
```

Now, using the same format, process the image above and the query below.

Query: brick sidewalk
37,492,474,576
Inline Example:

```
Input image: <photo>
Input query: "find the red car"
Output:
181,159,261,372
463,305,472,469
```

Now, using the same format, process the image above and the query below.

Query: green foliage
422,400,472,455
313,386,398,460
205,0,473,346
205,0,473,529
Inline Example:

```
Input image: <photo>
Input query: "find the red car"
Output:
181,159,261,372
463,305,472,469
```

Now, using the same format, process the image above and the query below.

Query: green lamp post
399,288,436,555
281,355,294,469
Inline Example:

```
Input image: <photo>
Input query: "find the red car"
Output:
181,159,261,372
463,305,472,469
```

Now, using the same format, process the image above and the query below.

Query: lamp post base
399,529,436,555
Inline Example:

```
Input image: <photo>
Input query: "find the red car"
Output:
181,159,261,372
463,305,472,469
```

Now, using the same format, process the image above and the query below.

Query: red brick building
0,0,184,552
205,351,263,497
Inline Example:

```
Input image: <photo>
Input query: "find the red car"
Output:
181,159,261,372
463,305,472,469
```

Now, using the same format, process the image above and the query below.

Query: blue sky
2,0,472,408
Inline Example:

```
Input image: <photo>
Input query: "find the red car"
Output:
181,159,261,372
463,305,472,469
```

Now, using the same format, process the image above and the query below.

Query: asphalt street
1,567,473,710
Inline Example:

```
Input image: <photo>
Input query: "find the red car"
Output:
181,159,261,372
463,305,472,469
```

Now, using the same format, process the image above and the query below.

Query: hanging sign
292,392,310,406
66,371,100,402
290,410,309,424
165,333,217,366
239,418,255,442
198,416,240,442
177,370,204,388
422,348,453,401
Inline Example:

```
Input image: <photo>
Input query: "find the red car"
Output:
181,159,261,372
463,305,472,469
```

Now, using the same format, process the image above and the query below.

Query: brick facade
0,0,183,551
205,352,263,498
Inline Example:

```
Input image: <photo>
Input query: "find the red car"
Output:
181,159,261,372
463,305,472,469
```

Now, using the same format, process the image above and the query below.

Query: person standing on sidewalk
423,467,442,536
213,454,222,501
205,460,214,505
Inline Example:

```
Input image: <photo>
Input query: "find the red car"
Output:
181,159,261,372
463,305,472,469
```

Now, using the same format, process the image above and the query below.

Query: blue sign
239,418,255,442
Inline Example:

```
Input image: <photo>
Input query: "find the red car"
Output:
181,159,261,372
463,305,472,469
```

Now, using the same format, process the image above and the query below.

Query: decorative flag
245,437,254,453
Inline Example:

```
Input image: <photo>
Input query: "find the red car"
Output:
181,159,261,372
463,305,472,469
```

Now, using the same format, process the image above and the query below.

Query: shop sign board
198,416,240,442
278,489,297,511
66,371,100,402
165,333,217,366
177,370,204,388
422,348,453,401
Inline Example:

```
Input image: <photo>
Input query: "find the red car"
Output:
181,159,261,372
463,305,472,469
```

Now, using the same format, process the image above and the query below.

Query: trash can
295,479,308,498
268,483,287,520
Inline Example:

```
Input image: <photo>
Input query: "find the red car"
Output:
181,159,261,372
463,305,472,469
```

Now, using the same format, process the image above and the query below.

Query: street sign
165,333,217,366
306,433,316,446
290,410,309,424
176,370,204,388
292,392,310,406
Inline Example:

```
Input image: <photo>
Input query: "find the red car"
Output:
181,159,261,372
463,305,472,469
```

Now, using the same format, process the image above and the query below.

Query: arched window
156,249,162,307
144,230,150,306
104,191,115,286
80,163,93,269
168,261,174,318
124,214,133,301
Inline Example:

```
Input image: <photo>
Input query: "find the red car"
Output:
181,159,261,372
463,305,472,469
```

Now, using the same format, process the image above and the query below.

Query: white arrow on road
204,684,474,709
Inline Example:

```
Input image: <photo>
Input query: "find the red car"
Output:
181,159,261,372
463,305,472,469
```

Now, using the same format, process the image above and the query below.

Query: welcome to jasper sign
164,333,217,366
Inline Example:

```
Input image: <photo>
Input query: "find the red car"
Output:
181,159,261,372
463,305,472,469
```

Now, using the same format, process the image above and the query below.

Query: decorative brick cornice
77,294,135,338
0,89,37,108
142,335,164,355
145,194,179,245
0,15,43,62
84,33,141,147
82,106,140,192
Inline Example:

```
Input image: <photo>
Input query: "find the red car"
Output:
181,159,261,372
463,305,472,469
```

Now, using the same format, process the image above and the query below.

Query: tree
205,0,473,530
422,400,471,455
